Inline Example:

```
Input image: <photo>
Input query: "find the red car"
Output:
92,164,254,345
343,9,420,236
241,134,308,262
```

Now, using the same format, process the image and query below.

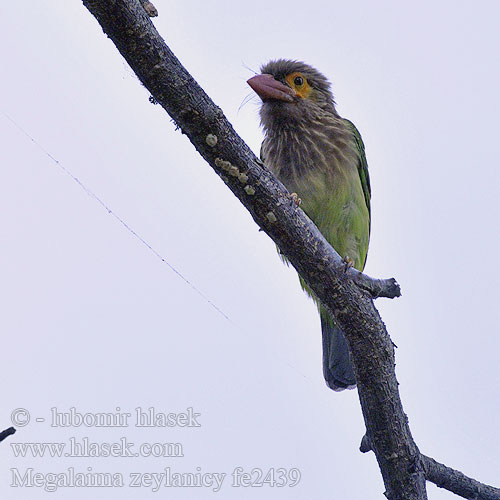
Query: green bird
247,60,371,391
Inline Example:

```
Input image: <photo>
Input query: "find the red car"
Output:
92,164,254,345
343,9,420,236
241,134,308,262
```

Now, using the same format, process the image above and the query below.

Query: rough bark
81,1,499,499
361,436,500,500
423,456,500,500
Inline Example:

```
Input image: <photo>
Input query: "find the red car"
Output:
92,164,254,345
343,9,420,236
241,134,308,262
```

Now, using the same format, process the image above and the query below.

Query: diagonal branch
361,435,500,500
423,455,500,500
81,1,498,499
0,427,16,443
81,2,424,498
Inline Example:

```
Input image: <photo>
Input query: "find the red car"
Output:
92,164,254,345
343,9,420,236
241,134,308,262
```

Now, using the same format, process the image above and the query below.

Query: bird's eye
294,76,304,86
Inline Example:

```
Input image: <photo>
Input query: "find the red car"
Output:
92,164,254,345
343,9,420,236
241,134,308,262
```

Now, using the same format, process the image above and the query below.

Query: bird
247,60,371,391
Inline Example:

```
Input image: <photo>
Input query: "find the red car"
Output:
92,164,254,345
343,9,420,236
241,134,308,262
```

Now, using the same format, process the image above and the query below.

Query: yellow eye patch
286,72,312,99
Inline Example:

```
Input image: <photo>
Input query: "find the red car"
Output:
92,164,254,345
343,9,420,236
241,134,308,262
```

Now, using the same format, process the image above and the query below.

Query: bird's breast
262,121,369,270
263,120,355,185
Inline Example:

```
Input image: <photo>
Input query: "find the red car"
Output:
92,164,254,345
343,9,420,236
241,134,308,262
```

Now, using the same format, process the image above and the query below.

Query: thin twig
0,427,16,443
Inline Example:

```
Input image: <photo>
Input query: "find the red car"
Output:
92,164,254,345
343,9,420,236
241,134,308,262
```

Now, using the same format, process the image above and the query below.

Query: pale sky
1,1,499,499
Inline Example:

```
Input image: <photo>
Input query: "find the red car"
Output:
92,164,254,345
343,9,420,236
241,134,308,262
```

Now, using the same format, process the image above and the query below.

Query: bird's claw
290,192,302,206
343,256,354,273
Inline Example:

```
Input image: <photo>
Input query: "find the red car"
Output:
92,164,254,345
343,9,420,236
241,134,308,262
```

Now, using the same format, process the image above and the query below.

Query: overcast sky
1,1,499,499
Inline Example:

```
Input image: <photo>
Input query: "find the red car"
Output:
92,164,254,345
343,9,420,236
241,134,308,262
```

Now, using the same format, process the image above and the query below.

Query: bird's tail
320,309,356,391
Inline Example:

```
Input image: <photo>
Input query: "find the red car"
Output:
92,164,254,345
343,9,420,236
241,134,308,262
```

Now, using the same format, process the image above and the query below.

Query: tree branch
423,455,500,500
81,1,497,498
0,427,16,443
360,435,500,499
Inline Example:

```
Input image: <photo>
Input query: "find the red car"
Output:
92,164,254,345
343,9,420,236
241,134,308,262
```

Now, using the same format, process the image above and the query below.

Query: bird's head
247,59,336,131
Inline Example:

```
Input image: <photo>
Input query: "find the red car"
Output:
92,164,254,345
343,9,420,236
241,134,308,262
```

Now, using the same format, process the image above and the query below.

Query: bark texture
423,456,500,500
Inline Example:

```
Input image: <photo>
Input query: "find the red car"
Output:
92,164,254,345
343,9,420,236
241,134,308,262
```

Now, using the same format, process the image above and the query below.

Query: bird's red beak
247,74,295,102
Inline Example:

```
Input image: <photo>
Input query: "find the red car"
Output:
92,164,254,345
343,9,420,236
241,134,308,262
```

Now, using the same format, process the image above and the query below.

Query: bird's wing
343,119,371,217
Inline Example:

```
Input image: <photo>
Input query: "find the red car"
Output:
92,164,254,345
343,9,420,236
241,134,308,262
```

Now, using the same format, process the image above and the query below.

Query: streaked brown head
247,59,337,132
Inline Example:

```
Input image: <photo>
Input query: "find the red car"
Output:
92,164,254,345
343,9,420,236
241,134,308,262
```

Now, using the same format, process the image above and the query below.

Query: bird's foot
343,256,354,273
141,0,158,17
290,192,302,206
